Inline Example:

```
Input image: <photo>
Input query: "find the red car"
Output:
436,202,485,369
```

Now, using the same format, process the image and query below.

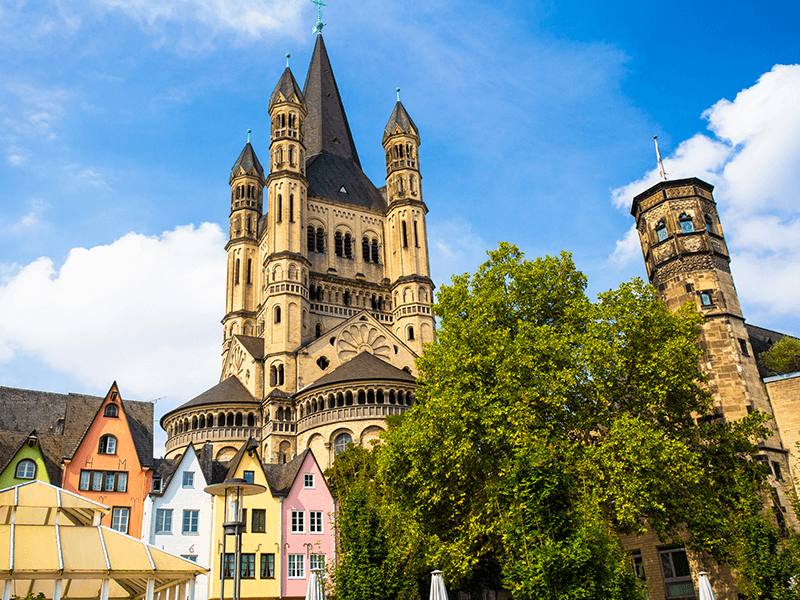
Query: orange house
62,382,154,537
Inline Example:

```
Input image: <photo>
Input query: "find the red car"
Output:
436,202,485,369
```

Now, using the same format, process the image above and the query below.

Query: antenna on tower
654,136,668,181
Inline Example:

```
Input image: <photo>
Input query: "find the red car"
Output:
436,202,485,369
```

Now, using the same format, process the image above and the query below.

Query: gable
0,435,50,488
221,336,264,399
297,311,417,391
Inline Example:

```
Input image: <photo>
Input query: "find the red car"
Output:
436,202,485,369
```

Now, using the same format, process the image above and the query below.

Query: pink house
265,449,335,600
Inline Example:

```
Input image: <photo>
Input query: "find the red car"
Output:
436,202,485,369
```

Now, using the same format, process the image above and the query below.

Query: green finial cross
286,53,291,67
396,87,401,101
247,129,251,143
310,0,327,34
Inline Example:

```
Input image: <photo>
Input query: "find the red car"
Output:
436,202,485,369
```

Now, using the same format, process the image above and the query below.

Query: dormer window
104,404,118,418
15,459,36,480
679,213,693,233
655,219,668,242
98,435,117,455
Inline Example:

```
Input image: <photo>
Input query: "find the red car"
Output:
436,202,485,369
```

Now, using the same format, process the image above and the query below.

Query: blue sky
1,0,799,453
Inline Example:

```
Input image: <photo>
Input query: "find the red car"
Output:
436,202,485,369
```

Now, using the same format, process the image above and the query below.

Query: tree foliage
368,244,786,600
761,336,800,375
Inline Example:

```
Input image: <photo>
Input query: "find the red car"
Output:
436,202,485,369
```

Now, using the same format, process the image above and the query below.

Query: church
159,32,435,471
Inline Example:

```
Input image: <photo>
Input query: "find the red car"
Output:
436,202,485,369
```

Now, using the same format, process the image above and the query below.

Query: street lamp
205,478,266,600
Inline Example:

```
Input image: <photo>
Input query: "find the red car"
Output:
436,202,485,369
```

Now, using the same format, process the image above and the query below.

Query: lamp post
205,478,266,600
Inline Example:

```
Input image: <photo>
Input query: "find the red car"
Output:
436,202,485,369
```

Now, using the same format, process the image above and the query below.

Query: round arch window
334,433,352,455
98,435,117,454
15,459,36,479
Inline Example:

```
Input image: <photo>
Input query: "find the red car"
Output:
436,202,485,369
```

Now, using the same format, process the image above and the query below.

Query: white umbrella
430,570,449,600
306,569,326,600
698,572,716,600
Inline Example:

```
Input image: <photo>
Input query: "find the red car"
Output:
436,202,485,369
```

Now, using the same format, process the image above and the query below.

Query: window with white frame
183,471,195,488
291,510,305,533
111,507,130,533
310,554,325,571
309,511,323,534
155,508,173,534
659,547,695,599
183,509,199,534
15,459,36,479
98,435,117,454
304,473,315,488
288,554,305,578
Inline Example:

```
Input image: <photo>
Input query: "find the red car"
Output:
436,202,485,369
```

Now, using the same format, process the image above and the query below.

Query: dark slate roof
306,152,386,210
0,386,78,435
150,457,177,497
231,142,264,180
303,34,360,166
270,67,304,105
262,448,310,496
300,351,416,394
265,388,292,399
235,335,265,360
384,100,417,137
0,430,64,487
747,323,790,378
161,376,258,426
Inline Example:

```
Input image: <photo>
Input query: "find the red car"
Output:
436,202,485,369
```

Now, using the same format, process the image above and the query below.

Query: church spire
302,34,361,166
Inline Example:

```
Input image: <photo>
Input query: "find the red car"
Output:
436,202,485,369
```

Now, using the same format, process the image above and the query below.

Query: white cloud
609,224,641,267
0,223,227,410
5,199,50,234
428,218,488,289
609,64,800,321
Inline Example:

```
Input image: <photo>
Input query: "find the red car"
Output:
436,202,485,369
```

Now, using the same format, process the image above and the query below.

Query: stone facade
161,33,434,471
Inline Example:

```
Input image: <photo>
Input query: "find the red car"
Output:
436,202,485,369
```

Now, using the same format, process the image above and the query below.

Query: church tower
222,140,264,367
631,177,793,522
383,98,435,355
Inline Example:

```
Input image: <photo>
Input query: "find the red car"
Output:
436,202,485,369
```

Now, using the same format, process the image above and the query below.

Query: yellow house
208,439,281,600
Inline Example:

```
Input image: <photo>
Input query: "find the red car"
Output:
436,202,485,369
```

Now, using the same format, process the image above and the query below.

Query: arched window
334,231,343,257
235,413,243,426
104,404,118,418
277,195,283,222
315,323,322,338
655,219,668,242
247,259,252,284
408,326,415,341
270,365,277,387
277,407,284,421
705,214,714,232
362,237,370,262
192,416,198,430
278,364,285,386
15,459,36,480
208,414,214,427
679,213,693,233
414,222,419,247
235,259,240,284
334,433,353,455
226,413,234,427
316,228,325,253
371,239,379,263
289,195,294,222
99,435,117,455
307,226,315,251
247,413,255,427
344,233,352,258
343,290,350,306
199,415,205,428
401,221,408,248
275,306,282,324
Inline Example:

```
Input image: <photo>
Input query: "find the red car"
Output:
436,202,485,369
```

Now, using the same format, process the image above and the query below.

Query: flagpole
654,136,668,181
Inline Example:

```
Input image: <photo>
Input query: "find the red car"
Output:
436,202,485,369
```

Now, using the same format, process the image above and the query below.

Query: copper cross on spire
310,0,327,34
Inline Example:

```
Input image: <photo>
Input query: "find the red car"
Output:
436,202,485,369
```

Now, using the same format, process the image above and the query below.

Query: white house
142,443,214,600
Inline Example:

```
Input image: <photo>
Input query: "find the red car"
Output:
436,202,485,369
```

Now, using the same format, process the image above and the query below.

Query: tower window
278,364,284,386
679,213,693,233
316,228,325,253
700,292,713,306
307,226,316,252
315,323,322,338
334,433,352,455
705,214,714,232
343,290,350,306
407,326,415,341
402,221,408,248
334,231,343,257
414,222,419,247
247,259,252,284
371,239,379,263
655,219,668,242
235,259,240,285
739,338,750,357
277,195,282,223
344,233,352,258
275,306,282,324
362,237,370,262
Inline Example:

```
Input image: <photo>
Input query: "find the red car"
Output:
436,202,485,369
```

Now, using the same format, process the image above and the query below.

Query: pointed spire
303,34,361,166
270,66,304,106
231,141,264,180
384,99,417,137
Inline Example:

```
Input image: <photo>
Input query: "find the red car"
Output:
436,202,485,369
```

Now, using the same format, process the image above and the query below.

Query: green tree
376,243,784,600
761,336,800,375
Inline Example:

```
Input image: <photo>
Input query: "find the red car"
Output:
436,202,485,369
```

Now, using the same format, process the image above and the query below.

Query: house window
334,433,352,455
243,471,255,484
241,509,247,532
310,554,325,571
183,471,195,488
79,471,91,490
659,547,695,599
310,510,323,534
738,338,750,357
152,476,162,492
183,509,199,534
104,404,118,418
155,508,173,534
260,554,276,578
679,213,694,233
304,474,315,488
773,461,784,481
252,509,266,533
181,555,198,563
15,459,36,480
111,507,130,534
221,554,235,579
241,554,256,579
288,554,305,578
656,219,668,242
291,510,305,533
630,549,645,583
98,435,117,454
81,470,127,492
92,472,103,491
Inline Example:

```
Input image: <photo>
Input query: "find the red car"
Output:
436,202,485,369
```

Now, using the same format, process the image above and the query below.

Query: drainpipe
279,496,284,599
